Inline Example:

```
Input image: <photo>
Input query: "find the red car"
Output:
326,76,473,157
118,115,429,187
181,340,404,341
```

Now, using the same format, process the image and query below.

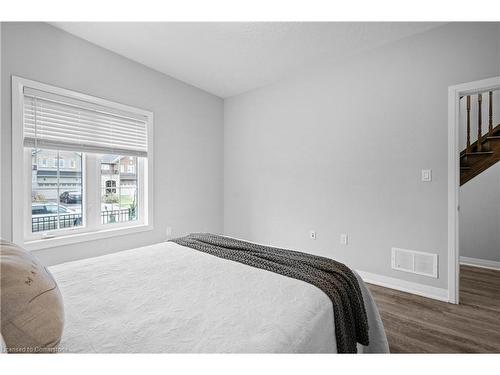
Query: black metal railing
101,209,135,224
32,209,136,232
32,213,82,233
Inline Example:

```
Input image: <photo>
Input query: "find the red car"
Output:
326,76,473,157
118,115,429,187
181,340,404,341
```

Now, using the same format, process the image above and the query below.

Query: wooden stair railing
460,90,500,186
466,95,471,154
477,94,482,152
489,91,493,137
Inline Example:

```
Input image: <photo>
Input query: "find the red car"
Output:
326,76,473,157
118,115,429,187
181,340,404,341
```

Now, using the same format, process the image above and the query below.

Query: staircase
460,91,500,186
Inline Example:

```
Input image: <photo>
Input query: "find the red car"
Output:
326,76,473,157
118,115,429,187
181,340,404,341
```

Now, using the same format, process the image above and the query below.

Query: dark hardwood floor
367,265,500,353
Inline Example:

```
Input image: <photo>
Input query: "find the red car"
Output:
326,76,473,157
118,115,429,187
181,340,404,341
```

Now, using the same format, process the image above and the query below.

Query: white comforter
50,241,389,353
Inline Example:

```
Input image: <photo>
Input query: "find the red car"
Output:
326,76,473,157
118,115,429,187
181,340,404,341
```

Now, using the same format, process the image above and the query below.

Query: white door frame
447,76,500,304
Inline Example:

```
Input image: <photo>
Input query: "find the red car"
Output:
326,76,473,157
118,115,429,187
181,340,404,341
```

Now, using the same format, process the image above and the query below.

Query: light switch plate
340,233,348,245
421,169,432,182
309,230,317,240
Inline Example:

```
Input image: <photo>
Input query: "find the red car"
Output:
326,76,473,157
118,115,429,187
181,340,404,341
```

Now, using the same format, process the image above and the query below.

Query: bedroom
1,0,500,373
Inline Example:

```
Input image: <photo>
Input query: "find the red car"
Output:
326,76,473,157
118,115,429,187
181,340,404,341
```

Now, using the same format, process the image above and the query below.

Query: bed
49,238,389,353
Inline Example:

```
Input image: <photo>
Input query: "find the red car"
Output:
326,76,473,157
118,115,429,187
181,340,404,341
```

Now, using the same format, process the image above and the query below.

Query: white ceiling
51,22,443,98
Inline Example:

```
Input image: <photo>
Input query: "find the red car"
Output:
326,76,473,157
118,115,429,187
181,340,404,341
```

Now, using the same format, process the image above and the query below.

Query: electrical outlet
309,230,317,240
421,169,432,182
340,233,348,245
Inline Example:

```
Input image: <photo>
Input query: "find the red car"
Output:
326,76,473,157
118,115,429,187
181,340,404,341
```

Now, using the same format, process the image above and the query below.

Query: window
105,180,117,194
31,149,83,233
12,77,153,250
100,155,138,224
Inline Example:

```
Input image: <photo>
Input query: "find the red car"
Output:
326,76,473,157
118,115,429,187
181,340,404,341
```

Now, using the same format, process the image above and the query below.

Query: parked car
59,191,82,204
31,203,82,230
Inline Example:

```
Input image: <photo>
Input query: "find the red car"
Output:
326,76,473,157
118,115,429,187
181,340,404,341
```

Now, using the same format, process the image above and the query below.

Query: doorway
448,76,500,304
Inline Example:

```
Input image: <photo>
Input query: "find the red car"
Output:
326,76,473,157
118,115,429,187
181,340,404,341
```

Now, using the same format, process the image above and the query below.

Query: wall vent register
391,247,438,278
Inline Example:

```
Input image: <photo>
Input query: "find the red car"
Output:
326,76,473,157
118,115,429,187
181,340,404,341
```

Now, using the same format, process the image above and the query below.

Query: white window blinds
23,87,149,157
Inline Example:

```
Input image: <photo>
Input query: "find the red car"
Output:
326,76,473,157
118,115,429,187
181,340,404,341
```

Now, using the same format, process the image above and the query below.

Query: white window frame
12,76,154,251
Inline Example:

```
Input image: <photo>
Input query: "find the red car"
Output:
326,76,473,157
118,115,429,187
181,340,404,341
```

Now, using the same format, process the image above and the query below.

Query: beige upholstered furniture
0,240,64,353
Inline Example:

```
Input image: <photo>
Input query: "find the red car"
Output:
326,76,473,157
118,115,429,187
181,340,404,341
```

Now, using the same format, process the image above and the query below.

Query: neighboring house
31,149,82,202
100,154,137,201
31,150,137,205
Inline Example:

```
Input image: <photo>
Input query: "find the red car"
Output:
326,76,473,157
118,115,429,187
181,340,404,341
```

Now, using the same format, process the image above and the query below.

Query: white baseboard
460,256,500,271
356,269,449,303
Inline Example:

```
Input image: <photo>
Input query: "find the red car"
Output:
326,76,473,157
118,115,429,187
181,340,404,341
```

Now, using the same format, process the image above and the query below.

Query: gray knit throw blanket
170,233,369,353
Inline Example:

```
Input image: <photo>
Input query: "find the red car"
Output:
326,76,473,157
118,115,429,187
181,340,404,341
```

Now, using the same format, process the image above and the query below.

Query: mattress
49,241,389,353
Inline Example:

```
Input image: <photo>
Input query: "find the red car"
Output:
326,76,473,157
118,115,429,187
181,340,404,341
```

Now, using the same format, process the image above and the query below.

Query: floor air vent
391,247,438,278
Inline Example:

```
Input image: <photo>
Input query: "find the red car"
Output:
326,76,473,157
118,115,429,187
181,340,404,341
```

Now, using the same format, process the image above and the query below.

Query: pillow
0,239,64,353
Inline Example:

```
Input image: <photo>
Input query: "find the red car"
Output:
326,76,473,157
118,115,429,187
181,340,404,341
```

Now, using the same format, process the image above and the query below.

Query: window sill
24,224,154,251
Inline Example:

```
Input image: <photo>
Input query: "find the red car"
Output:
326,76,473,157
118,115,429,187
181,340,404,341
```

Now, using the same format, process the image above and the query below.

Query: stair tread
465,151,495,156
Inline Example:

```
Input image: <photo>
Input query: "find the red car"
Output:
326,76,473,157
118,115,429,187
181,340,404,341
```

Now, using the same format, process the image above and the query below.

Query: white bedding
50,241,389,353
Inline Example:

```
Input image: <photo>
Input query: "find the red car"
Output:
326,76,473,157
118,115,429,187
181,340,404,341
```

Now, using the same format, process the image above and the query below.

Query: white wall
224,22,500,290
460,162,500,263
1,22,224,265
0,23,2,241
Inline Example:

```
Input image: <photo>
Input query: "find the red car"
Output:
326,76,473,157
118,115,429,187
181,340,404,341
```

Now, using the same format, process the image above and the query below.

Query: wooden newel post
477,93,482,152
466,95,471,154
489,91,493,136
